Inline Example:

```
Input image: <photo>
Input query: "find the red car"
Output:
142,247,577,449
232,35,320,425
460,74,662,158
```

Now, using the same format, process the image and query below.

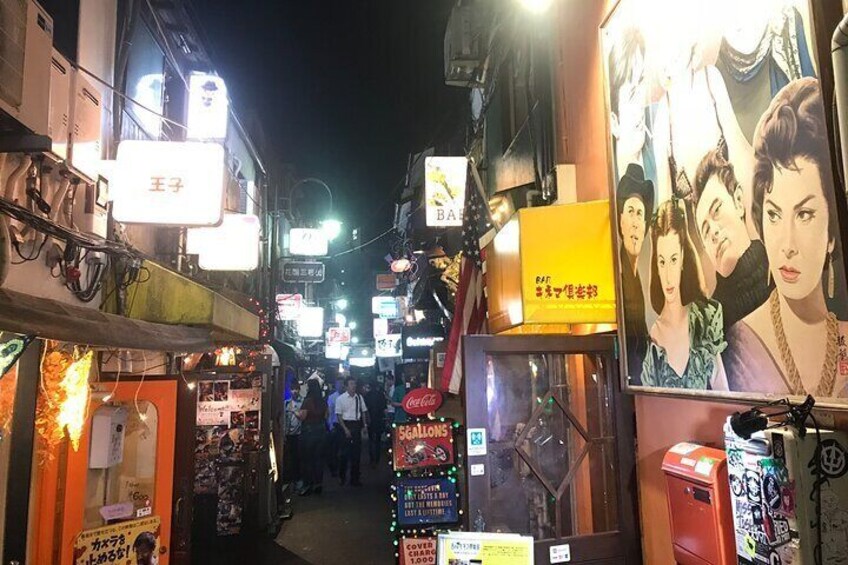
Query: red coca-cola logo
401,388,443,416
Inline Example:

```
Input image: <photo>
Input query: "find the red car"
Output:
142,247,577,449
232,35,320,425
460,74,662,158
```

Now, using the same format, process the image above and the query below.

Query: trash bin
662,443,735,565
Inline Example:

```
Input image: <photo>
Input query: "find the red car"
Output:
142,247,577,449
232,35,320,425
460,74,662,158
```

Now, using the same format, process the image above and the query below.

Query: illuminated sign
425,156,467,227
275,293,302,321
373,318,388,338
405,336,444,348
327,327,351,345
186,213,260,271
325,340,342,360
402,324,446,359
111,141,225,226
372,296,400,319
289,228,328,256
187,73,228,140
282,261,325,283
297,307,324,338
376,334,402,358
349,355,376,368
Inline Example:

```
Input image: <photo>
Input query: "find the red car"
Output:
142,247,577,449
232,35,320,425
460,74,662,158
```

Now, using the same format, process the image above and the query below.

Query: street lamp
321,219,343,241
335,298,349,311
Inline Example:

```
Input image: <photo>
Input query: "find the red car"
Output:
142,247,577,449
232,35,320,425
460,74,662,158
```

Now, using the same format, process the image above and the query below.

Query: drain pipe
832,13,848,194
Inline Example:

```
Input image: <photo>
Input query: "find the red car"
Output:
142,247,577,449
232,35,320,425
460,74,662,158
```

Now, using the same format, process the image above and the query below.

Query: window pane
84,401,158,529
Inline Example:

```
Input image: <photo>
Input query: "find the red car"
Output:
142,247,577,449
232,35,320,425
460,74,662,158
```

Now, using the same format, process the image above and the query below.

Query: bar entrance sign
283,261,325,283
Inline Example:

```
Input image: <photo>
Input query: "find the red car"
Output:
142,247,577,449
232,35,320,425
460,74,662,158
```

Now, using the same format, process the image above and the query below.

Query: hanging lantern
57,350,94,451
390,258,412,273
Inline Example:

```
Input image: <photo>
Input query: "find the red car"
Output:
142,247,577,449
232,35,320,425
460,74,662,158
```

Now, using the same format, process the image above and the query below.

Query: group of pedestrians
283,372,409,496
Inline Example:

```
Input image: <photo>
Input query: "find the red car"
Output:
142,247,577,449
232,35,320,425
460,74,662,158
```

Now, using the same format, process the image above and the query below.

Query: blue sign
396,477,458,526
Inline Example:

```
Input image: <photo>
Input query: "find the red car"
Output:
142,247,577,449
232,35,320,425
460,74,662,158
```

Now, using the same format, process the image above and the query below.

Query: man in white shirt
335,377,369,486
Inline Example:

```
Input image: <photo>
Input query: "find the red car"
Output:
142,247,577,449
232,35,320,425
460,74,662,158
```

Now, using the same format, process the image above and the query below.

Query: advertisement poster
400,536,437,565
74,516,161,565
436,532,534,565
425,156,467,227
376,334,402,358
397,477,458,526
602,1,848,403
393,421,454,471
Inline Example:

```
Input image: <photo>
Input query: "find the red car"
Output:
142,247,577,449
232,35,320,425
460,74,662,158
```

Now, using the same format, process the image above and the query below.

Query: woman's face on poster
613,51,648,159
763,157,832,301
722,0,774,54
657,231,683,305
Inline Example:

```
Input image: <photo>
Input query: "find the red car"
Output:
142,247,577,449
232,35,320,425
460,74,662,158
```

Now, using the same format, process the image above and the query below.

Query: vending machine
724,419,848,564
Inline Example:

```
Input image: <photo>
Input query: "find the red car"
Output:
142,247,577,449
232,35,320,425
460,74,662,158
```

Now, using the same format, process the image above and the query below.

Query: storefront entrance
463,334,640,564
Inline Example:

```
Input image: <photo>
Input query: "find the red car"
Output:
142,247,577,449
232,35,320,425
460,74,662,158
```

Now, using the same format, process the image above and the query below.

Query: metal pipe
832,13,848,196
3,155,31,202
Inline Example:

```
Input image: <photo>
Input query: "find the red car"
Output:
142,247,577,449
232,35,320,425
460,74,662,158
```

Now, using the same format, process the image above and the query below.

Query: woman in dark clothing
297,379,328,495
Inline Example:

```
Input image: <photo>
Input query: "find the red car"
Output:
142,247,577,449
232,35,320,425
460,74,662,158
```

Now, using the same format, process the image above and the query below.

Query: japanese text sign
112,141,225,226
326,327,352,345
436,532,534,565
396,477,458,526
276,293,303,321
400,536,437,565
282,261,325,283
73,516,161,565
392,421,454,471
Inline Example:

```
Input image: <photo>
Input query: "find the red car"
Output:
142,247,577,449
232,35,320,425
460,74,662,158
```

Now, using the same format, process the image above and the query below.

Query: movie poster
602,0,848,404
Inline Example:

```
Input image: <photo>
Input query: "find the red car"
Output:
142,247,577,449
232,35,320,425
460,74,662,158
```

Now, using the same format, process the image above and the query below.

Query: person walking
325,379,343,476
283,383,303,488
296,379,328,495
364,382,387,467
390,374,408,424
336,377,369,486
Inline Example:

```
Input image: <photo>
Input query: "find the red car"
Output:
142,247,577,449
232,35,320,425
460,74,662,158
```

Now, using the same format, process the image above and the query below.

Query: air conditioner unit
0,0,52,135
69,71,103,182
48,50,71,159
444,4,487,88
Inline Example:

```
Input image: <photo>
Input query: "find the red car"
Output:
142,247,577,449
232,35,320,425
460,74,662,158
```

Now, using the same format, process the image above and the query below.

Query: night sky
193,0,467,237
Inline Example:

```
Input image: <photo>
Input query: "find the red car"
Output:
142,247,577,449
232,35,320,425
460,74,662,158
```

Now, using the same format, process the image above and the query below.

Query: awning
0,287,214,351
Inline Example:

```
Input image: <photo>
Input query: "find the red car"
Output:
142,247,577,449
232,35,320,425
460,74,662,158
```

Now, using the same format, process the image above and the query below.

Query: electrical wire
331,225,396,258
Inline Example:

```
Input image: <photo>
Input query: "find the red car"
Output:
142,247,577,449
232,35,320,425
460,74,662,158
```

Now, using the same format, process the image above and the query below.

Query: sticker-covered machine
662,443,736,564
724,419,848,564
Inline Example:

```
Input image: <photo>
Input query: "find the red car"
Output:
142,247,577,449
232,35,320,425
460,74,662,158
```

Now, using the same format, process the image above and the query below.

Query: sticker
818,439,847,479
680,457,696,467
769,551,783,565
99,502,134,522
669,442,699,456
744,470,762,504
136,505,152,518
743,534,757,557
467,428,487,457
762,474,781,511
694,457,715,476
550,543,571,563
730,474,744,497
470,464,485,476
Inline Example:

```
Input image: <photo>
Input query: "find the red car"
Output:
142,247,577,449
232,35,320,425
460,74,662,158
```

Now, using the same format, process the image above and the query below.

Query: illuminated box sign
275,293,302,321
396,477,458,526
289,228,328,257
372,296,400,319
187,73,228,141
111,141,225,226
392,420,454,471
282,261,325,283
425,156,467,227
327,327,351,345
186,213,260,271
373,318,388,338
375,334,402,358
297,307,324,338
402,324,446,359
325,340,342,360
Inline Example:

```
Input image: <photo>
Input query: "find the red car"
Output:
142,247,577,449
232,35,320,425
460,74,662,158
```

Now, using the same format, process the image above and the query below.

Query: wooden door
37,379,177,565
463,334,640,564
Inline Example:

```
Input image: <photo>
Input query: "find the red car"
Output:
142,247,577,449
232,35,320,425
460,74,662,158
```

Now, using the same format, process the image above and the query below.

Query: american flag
440,165,495,393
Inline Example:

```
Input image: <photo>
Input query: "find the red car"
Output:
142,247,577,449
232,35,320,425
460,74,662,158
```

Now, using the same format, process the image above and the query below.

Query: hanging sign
73,516,161,565
111,140,225,226
373,318,389,338
425,156,467,227
396,477,459,526
376,273,397,290
186,213,260,271
289,228,328,256
436,532,534,565
402,324,446,359
187,73,228,141
401,387,443,416
275,293,303,321
400,536,437,565
282,261,325,283
298,307,325,338
392,420,454,471
372,296,400,319
327,327,352,345
376,334,402,358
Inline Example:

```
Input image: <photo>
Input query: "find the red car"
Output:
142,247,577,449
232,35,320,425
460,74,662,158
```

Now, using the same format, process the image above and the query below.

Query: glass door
463,334,640,564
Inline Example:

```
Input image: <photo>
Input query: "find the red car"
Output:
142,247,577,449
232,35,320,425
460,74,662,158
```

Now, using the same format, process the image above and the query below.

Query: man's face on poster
620,196,646,259
613,51,648,160
694,177,750,277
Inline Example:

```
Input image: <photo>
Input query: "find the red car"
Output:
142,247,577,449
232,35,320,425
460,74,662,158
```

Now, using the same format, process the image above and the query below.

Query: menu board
397,477,458,526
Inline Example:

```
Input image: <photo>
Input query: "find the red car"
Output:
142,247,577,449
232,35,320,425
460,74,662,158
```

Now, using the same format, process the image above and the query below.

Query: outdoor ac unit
69,71,103,182
0,0,52,135
48,50,71,159
444,3,487,87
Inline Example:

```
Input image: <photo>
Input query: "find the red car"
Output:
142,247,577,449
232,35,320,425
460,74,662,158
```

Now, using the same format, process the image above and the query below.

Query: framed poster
396,477,459,526
602,0,848,406
392,421,455,471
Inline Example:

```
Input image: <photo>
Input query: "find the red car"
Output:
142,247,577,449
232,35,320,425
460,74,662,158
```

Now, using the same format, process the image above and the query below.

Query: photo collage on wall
603,0,848,403
194,373,262,535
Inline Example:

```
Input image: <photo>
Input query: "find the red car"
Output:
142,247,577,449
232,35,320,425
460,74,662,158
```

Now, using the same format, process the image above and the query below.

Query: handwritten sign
393,421,454,471
400,536,437,565
436,532,534,565
74,516,160,565
397,477,458,526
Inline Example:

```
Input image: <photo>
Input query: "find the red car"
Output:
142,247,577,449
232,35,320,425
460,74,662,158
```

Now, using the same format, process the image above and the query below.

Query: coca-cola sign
402,387,443,416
